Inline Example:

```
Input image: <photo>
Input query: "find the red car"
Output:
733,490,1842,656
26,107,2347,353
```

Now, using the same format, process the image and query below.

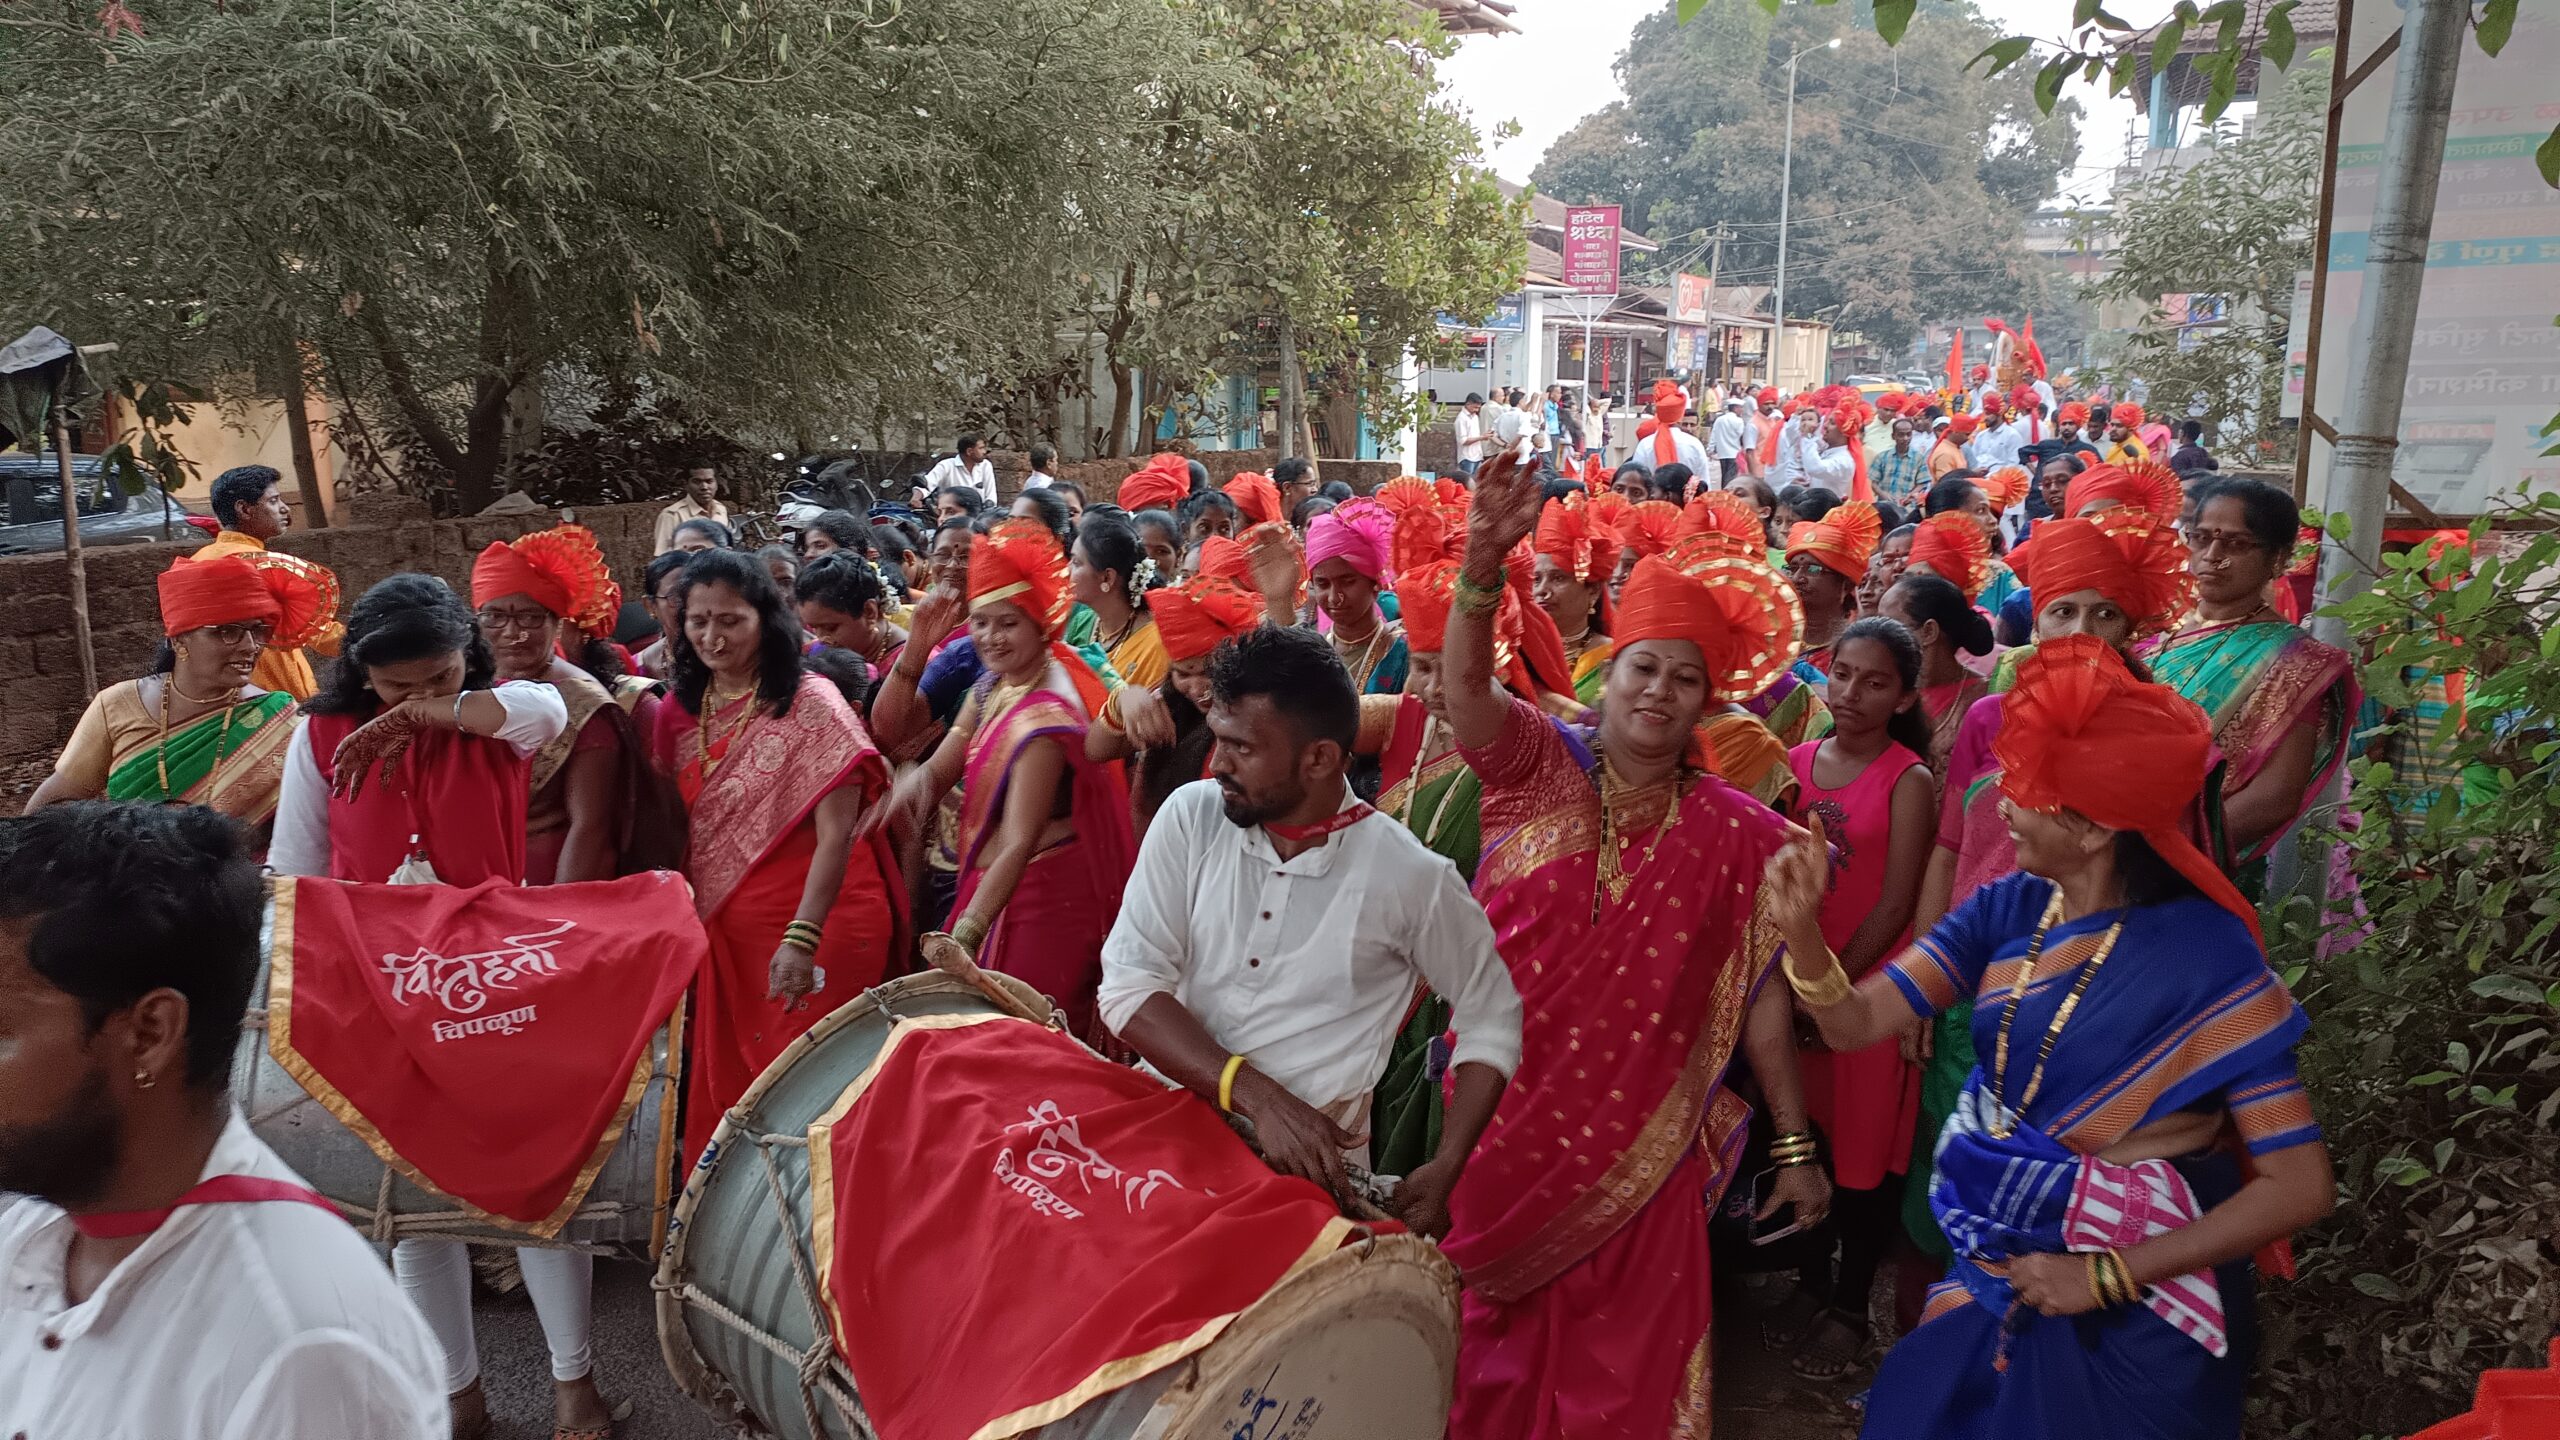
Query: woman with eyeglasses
472,525,659,886
25,554,322,833
2141,477,2358,876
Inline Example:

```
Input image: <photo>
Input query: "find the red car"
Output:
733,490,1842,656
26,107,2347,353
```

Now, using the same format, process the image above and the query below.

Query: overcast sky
1438,0,2182,208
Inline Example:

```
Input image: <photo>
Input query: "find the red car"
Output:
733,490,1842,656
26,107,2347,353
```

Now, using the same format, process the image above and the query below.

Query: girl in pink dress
1775,616,1938,1379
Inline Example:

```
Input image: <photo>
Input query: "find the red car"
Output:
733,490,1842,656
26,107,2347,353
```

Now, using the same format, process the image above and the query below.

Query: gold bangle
1781,946,1855,1008
950,916,987,954
1217,1054,1248,1114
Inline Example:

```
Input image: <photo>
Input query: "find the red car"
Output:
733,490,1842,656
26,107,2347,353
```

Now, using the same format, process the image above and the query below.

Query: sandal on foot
1760,1286,1828,1352
551,1396,632,1440
1789,1309,1871,1382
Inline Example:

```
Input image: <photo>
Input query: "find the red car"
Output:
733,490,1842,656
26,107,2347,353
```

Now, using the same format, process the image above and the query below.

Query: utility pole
1704,227,1727,382
1773,39,1838,395
2310,0,2468,647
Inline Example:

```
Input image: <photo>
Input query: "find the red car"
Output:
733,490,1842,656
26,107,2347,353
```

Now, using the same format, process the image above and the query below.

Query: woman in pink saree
878,518,1135,1040
1438,455,1831,1439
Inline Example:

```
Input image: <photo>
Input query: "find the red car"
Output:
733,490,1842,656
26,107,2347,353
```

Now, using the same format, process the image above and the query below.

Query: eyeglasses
477,607,555,635
2184,528,2266,557
199,622,272,647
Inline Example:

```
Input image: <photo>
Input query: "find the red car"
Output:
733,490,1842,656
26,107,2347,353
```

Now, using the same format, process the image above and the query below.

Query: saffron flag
1944,327,1964,396
268,873,704,1232
809,1015,1366,1440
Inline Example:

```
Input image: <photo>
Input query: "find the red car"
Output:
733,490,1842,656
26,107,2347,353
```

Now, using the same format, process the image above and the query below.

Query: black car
0,451,207,555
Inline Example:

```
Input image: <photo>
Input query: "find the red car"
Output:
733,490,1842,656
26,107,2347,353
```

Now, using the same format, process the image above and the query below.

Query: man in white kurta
0,803,445,1440
1097,625,1521,1235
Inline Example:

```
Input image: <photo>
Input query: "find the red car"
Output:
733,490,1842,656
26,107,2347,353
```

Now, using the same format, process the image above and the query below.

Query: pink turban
1304,498,1394,584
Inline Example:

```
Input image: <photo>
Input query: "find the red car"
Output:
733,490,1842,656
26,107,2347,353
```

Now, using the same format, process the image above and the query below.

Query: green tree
1072,0,1524,456
1534,0,2083,353
2092,58,2326,467
0,0,1186,510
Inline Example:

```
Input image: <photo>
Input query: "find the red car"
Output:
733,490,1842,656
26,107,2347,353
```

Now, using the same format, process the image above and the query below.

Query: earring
175,645,189,662
133,1069,156,1090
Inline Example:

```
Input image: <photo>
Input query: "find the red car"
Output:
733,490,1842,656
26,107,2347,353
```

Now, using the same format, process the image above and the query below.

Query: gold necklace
1333,621,1390,691
1593,751,1689,918
168,674,235,706
697,683,759,775
155,677,242,802
1985,891,2129,1139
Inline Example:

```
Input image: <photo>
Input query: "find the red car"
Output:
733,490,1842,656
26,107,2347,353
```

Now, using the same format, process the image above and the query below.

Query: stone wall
0,497,668,776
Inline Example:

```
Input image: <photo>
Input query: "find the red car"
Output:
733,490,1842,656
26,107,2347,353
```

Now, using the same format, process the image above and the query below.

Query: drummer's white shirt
0,1110,447,1440
266,680,570,879
1098,781,1523,1141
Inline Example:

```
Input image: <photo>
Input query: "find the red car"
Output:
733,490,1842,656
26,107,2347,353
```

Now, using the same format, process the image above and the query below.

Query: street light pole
1772,37,1838,395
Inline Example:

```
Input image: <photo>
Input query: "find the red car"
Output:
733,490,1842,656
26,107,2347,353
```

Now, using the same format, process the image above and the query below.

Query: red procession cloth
304,708,532,886
267,872,705,1233
808,1015,1367,1440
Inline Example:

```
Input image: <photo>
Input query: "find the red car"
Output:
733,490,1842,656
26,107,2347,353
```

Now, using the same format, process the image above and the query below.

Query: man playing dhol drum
1097,625,1524,1235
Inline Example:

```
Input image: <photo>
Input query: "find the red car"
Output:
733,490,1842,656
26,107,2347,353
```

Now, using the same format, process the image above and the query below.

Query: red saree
665,676,906,1162
1447,699,1792,1440
953,672,1135,1041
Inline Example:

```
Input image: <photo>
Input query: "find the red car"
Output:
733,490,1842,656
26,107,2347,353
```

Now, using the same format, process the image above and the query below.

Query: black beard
0,1065,122,1207
1218,779,1295,830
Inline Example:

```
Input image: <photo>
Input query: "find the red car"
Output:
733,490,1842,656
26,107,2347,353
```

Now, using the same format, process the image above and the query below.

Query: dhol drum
658,969,1460,1440
233,897,683,1258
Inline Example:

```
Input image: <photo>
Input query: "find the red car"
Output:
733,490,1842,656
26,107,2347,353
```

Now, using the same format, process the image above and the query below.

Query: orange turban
2066,460,2183,520
1192,533,1251,583
1652,391,1688,467
1980,464,2034,513
1535,497,1613,589
1996,635,2260,943
1756,386,1780,406
1979,391,2007,417
2109,402,2146,429
234,550,341,649
1675,489,1766,559
2057,401,2090,426
1117,452,1192,514
1151,575,1264,663
1946,414,1981,441
1784,500,1883,581
157,555,280,637
1906,513,1993,601
1616,499,1681,560
1614,540,1802,705
470,524,620,631
1377,477,1454,572
2005,511,2193,639
968,518,1073,639
1396,559,1550,702
1224,471,1281,526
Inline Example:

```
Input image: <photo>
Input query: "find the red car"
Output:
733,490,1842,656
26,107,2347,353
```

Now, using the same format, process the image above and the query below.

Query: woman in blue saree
1762,636,2334,1440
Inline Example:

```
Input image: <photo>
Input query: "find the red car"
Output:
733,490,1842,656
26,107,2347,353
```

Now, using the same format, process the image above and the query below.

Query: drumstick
920,938,1049,1025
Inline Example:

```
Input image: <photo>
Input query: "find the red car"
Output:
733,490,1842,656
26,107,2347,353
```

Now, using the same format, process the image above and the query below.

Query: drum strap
71,1175,342,1240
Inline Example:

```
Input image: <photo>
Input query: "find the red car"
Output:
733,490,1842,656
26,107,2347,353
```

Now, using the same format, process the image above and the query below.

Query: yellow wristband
1217,1054,1248,1114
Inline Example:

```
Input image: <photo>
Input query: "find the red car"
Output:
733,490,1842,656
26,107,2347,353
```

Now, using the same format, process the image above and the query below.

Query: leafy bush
2255,500,2560,1437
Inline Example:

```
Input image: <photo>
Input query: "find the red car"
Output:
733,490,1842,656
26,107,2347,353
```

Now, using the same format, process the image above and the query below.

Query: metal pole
2309,0,2467,650
1775,52,1797,396
50,376,98,699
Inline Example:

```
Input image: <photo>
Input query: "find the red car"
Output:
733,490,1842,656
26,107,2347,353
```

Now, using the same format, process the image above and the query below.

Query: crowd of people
3,390,2352,1439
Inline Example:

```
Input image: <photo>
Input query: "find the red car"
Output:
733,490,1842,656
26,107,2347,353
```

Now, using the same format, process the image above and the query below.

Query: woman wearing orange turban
1533,496,1618,705
1784,500,1881,678
1893,511,2198,1283
1222,470,1282,526
1904,512,1994,604
1088,572,1270,842
2065,459,2183,522
469,524,656,886
1768,636,2329,1440
1434,452,1828,1440
27,554,307,829
878,518,1135,1039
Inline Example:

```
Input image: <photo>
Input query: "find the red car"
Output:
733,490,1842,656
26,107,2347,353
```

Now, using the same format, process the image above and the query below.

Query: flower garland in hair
1127,555,1157,609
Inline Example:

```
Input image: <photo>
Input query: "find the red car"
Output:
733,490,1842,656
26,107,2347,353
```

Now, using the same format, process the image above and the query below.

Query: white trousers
392,1239,594,1391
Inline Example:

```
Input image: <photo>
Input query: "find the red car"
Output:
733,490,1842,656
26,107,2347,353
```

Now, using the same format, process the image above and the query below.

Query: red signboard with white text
1562,205,1623,296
